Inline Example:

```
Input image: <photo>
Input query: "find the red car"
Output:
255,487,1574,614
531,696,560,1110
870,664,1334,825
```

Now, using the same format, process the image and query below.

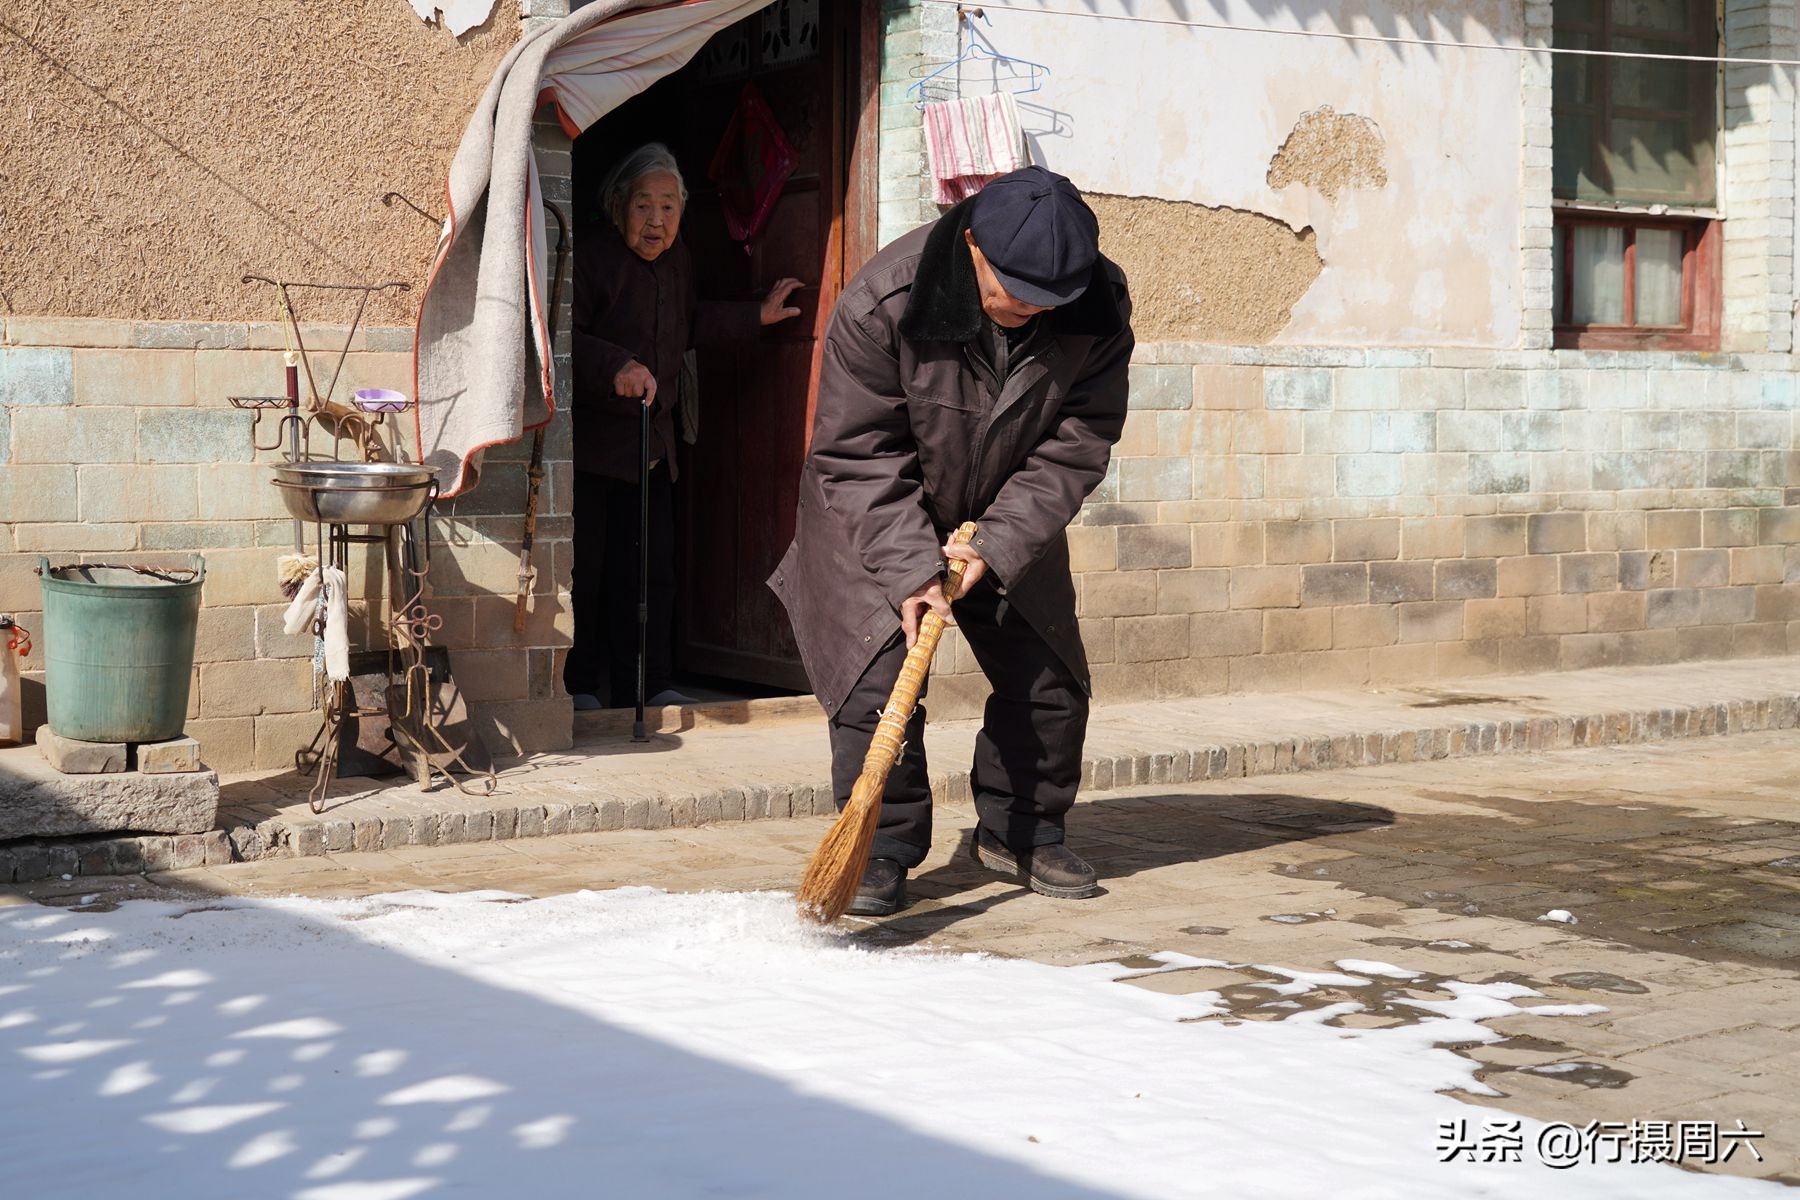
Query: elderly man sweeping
770,165,1134,915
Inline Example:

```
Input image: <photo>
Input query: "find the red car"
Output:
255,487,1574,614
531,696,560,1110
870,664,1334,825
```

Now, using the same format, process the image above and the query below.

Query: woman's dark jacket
571,222,758,480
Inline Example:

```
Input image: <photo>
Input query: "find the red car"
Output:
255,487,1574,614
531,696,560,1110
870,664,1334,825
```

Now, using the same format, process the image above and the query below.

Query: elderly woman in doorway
565,142,803,711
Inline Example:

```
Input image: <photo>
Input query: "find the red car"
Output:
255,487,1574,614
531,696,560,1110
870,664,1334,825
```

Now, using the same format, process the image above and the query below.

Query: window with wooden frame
1551,0,1721,349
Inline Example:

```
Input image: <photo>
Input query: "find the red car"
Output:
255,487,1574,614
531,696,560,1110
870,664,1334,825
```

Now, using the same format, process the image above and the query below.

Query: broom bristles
796,772,885,923
796,520,978,924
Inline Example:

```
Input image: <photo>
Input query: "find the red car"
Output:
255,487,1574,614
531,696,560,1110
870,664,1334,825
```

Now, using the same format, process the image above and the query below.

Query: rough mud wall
0,1,520,325
1266,106,1389,203
1088,194,1323,345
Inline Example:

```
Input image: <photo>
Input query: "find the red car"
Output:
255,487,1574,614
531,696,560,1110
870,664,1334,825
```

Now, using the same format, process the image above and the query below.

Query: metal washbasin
271,462,438,525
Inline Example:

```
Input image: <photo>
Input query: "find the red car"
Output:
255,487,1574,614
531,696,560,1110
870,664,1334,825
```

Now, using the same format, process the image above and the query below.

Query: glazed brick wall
926,345,1800,717
0,315,575,771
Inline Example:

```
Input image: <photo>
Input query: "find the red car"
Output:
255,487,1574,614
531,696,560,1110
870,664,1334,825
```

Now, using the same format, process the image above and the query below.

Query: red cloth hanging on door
707,80,799,249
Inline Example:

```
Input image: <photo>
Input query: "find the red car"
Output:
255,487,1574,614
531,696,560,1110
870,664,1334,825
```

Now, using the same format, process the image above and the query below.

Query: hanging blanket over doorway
414,0,774,498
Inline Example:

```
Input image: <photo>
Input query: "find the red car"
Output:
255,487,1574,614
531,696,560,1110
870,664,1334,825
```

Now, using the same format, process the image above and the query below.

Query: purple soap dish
353,388,410,413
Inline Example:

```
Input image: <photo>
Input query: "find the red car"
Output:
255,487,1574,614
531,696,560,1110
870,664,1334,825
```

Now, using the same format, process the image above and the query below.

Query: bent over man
769,166,1134,915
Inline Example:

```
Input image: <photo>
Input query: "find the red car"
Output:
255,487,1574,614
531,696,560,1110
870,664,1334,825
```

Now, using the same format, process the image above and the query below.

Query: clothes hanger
906,8,1052,110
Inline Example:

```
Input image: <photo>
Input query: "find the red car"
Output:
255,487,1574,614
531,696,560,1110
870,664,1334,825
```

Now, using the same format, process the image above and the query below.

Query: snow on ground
0,888,1777,1199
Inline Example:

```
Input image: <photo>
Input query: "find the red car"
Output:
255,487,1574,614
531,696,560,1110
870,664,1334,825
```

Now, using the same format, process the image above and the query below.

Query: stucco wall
0,0,520,326
948,1,1524,348
864,2,1799,721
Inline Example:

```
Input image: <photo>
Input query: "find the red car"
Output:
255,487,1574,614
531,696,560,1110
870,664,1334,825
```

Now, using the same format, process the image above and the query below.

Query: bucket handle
33,555,206,583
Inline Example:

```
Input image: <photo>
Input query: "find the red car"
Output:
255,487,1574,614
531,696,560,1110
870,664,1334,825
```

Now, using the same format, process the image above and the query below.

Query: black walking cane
633,398,651,743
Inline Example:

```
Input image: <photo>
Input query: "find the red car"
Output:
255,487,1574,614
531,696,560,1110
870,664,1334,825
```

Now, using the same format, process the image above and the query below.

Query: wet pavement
9,728,1799,1182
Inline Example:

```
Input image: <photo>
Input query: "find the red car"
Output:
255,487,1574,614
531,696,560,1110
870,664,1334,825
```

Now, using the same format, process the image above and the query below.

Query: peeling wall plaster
408,0,502,38
1089,195,1321,344
1267,106,1389,203
984,0,1524,348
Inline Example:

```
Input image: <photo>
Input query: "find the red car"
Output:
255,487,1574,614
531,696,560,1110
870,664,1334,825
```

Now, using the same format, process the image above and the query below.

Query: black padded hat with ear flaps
967,165,1100,308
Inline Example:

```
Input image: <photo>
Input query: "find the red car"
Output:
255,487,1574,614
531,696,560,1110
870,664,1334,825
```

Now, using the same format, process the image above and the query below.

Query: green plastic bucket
37,555,205,743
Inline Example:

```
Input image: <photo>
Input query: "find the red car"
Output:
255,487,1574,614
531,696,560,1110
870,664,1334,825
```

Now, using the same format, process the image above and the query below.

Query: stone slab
139,736,203,774
35,726,127,774
0,745,218,840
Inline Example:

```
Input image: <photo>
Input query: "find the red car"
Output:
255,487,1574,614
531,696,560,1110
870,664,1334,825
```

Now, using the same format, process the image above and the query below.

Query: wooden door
669,0,869,691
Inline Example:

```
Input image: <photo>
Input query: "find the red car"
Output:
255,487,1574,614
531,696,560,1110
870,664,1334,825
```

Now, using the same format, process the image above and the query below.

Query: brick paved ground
8,657,1797,884
9,728,1798,1183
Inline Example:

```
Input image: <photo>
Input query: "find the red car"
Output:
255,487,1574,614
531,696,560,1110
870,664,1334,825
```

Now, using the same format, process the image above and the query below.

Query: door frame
673,0,881,692
802,0,881,443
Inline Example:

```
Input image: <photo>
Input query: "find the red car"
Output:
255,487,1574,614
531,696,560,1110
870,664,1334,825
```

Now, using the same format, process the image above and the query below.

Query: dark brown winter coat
768,197,1134,717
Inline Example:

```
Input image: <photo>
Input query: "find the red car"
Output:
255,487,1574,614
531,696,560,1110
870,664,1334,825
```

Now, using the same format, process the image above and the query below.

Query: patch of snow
123,969,216,989
379,1076,511,1106
98,1060,158,1096
0,888,1777,1198
1072,951,1227,981
233,1017,345,1040
229,1128,298,1168
17,1038,132,1063
1247,964,1373,996
143,1101,285,1134
1288,1001,1365,1026
1333,958,1423,979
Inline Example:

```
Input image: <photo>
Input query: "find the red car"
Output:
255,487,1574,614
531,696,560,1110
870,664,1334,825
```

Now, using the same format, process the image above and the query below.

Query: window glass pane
1555,118,1604,200
1613,57,1687,109
1611,0,1687,33
1634,228,1685,324
1570,225,1626,324
1606,115,1716,205
1553,30,1594,104
1552,0,1718,205
1552,28,1603,200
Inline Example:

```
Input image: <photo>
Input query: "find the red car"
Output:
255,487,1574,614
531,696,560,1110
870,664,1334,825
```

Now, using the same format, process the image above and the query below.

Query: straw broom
797,521,978,923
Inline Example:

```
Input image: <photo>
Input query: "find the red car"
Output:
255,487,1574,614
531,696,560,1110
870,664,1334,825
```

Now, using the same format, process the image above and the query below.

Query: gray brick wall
1520,0,1555,352
1723,0,1799,353
925,343,1800,717
876,0,956,248
0,315,575,770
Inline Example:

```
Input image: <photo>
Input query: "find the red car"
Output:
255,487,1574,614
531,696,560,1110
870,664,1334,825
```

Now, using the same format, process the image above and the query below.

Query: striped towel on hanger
922,92,1029,205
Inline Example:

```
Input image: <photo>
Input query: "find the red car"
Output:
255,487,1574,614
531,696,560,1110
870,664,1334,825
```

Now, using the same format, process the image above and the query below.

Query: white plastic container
0,615,22,746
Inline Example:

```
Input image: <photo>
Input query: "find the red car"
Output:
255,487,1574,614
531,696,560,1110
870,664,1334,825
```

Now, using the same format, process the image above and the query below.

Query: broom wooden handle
860,522,978,776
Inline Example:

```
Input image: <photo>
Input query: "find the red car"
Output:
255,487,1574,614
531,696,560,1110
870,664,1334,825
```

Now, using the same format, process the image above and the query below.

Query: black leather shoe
847,858,907,916
971,827,1100,899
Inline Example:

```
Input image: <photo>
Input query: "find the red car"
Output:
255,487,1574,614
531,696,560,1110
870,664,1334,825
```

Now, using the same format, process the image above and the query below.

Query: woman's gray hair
602,143,688,233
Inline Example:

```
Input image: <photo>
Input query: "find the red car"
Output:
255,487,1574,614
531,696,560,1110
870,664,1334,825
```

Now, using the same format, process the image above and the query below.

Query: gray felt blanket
413,0,772,497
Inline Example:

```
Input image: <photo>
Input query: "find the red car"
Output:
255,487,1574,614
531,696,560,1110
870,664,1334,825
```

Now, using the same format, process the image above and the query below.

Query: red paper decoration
707,81,799,249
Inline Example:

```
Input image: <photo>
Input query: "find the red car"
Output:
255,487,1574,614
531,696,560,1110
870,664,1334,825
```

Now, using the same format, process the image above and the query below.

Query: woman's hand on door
759,278,805,326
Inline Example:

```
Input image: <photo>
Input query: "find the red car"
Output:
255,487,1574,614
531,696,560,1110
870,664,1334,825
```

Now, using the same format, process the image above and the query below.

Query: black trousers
826,577,1088,869
564,465,675,705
